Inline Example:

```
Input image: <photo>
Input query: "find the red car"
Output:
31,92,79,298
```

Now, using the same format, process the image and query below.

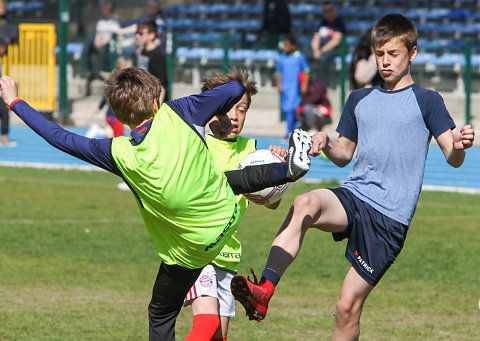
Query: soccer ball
238,149,290,205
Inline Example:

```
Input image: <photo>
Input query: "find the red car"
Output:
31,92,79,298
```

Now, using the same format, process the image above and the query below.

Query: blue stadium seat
242,19,262,32
229,49,256,61
433,53,465,67
404,8,430,21
346,20,372,33
443,8,472,21
254,49,279,62
425,8,451,20
412,52,436,65
471,54,480,68
54,42,85,56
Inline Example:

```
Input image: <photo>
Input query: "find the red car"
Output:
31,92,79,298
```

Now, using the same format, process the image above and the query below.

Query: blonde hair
201,68,257,109
105,67,161,127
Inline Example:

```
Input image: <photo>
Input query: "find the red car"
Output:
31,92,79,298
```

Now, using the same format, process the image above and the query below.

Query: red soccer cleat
231,269,272,321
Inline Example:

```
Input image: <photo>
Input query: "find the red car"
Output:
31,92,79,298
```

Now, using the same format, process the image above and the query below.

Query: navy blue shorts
330,187,409,286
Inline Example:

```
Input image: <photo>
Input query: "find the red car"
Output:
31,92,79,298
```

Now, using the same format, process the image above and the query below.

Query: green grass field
1,166,479,340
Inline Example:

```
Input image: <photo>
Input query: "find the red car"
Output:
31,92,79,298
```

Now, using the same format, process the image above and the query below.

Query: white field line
2,218,142,225
2,162,480,195
303,179,480,195
0,161,104,172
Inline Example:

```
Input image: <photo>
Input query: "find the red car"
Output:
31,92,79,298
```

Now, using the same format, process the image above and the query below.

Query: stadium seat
229,49,256,62
412,52,436,65
433,53,465,67
254,49,279,62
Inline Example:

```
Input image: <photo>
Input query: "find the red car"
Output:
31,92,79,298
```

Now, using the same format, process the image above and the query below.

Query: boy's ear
409,45,417,63
153,98,159,112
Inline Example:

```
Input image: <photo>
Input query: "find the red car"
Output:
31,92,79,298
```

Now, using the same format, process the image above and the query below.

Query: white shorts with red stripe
183,264,236,317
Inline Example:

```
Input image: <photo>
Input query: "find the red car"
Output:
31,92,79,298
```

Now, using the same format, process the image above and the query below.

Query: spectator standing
311,1,346,87
350,28,383,89
261,0,291,49
276,35,310,139
117,0,167,54
86,0,120,95
136,19,168,104
0,0,16,146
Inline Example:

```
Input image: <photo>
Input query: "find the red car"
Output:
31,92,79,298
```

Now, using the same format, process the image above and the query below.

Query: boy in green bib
1,68,312,340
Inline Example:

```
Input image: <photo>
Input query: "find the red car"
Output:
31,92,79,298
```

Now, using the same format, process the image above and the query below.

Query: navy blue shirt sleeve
413,85,456,138
166,80,245,127
11,100,121,175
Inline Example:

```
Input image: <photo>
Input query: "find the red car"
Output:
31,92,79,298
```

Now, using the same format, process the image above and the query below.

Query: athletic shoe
0,135,17,147
286,129,312,181
231,270,271,322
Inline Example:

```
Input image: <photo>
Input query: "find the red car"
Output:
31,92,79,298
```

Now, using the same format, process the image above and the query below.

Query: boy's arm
0,76,121,175
167,80,245,128
310,132,356,167
436,125,475,168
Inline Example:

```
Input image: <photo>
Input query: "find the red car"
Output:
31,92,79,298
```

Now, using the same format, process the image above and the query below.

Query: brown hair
137,19,157,37
201,68,257,109
105,67,161,127
372,14,417,52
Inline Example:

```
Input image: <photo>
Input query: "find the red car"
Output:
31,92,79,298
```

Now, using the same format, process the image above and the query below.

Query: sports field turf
1,166,479,340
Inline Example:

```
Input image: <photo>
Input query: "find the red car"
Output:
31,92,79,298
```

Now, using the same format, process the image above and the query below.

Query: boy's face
136,28,155,46
374,38,417,88
226,94,248,138
283,40,296,54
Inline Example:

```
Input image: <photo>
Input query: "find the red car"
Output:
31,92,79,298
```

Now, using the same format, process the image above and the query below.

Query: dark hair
105,67,161,126
372,14,417,51
284,34,297,46
202,68,257,109
349,28,383,89
102,0,116,12
138,19,157,36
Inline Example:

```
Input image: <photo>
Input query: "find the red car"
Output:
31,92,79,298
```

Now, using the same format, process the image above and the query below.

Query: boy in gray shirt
232,14,475,341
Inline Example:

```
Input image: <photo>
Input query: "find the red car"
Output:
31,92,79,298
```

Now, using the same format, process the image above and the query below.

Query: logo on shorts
199,275,213,288
354,250,374,274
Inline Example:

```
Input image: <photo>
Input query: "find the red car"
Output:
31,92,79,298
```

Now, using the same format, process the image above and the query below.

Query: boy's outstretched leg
231,188,348,321
225,129,312,195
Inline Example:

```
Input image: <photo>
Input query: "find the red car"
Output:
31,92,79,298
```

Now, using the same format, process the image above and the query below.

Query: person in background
311,1,346,87
296,71,331,134
350,28,383,89
85,0,120,95
136,19,168,104
0,1,17,146
117,0,167,54
261,0,291,49
276,34,309,139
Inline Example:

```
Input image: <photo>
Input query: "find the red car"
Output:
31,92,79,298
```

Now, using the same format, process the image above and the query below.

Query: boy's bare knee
335,298,358,325
292,192,322,227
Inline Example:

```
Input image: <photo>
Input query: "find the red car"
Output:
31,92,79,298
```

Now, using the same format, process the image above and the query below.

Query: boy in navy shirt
232,14,475,340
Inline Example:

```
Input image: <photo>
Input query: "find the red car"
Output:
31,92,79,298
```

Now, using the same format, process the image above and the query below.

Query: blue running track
1,126,479,191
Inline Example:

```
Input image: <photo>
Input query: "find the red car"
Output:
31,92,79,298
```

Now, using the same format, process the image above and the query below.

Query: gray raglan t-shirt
337,83,455,225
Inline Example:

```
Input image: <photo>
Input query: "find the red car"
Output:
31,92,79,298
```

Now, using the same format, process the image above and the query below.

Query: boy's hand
0,76,19,106
309,131,329,157
92,107,101,115
268,145,287,159
209,114,233,139
453,125,475,150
